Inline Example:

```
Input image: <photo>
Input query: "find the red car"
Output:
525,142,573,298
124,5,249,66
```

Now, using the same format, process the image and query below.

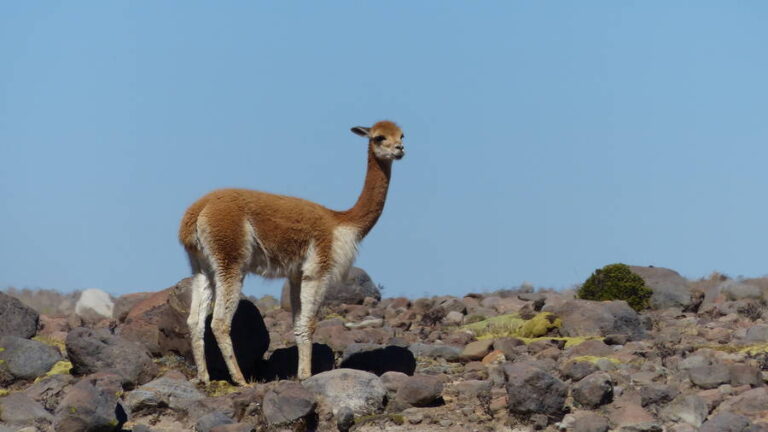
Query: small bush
577,263,652,311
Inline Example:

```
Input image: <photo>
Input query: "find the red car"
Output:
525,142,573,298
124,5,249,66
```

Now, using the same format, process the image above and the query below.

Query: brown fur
178,120,404,383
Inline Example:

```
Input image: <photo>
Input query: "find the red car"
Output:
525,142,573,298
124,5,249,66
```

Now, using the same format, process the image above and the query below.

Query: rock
339,343,416,376
730,364,762,387
0,393,53,427
572,372,613,408
0,335,62,384
718,387,768,417
0,291,39,338
124,375,205,415
660,395,708,427
547,300,645,340
281,267,380,311
66,327,158,388
210,424,254,432
722,280,764,301
639,383,679,407
302,368,386,416
460,339,494,361
567,340,614,358
408,343,461,362
493,337,526,359
195,412,234,432
439,297,468,314
54,372,127,432
442,310,464,326
606,400,660,432
394,375,444,407
23,374,76,412
75,288,115,321
629,265,692,309
604,334,629,345
689,364,730,389
504,362,567,419
700,412,752,432
262,381,317,426
745,324,768,343
569,411,610,432
380,371,409,399
562,360,599,382
112,292,154,322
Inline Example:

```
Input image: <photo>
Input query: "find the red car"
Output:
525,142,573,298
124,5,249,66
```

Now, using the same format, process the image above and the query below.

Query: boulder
546,299,646,340
124,375,205,415
660,395,708,428
460,339,494,362
0,291,39,338
23,373,76,412
689,364,730,389
503,362,567,419
262,381,317,426
0,392,53,428
112,292,154,322
195,411,235,432
572,372,613,408
629,265,692,309
54,372,127,432
394,375,444,407
281,267,381,311
0,336,62,384
75,288,115,321
700,412,752,432
302,368,386,416
66,327,158,388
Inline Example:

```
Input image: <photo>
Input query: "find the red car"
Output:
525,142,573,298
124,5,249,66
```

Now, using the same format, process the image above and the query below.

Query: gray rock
546,300,645,340
700,412,752,432
0,292,39,338
23,373,76,412
0,392,53,427
504,362,567,419
572,412,610,432
195,411,234,432
124,375,205,415
66,327,158,388
210,424,254,432
302,368,386,416
380,371,409,399
689,364,730,389
408,343,461,362
336,406,355,432
562,360,599,381
394,375,444,407
730,364,763,387
281,267,380,310
660,395,708,427
639,383,679,407
0,336,62,384
439,297,468,314
629,265,692,309
54,372,126,432
745,324,768,343
442,310,464,326
717,387,768,417
572,372,613,408
262,381,316,426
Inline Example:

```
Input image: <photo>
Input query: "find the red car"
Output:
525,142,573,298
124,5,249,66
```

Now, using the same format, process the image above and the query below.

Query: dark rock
281,267,380,311
700,412,752,432
503,362,567,419
572,372,613,408
263,381,316,426
339,344,416,376
302,368,386,416
394,375,444,407
571,412,610,432
210,424,254,432
66,327,158,388
0,291,39,338
336,406,355,432
23,373,76,411
54,372,127,432
629,265,692,309
547,300,646,340
689,364,730,389
0,392,53,427
260,343,334,381
0,335,62,384
112,292,154,322
408,343,461,362
603,334,628,345
195,411,234,432
639,383,679,407
562,360,599,382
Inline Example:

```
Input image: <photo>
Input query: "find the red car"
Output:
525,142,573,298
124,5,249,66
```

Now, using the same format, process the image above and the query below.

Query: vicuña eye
373,136,386,143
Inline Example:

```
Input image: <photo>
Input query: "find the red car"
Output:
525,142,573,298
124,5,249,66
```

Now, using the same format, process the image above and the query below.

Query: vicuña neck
338,145,392,239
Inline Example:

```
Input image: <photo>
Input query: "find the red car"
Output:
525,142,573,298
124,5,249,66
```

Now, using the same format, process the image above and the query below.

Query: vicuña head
179,120,405,384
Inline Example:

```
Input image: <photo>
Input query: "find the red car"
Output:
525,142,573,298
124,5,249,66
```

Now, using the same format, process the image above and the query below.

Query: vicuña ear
350,126,370,138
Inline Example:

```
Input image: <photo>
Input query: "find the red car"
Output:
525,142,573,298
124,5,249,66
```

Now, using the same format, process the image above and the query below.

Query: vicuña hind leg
211,270,248,386
294,277,329,380
187,272,213,383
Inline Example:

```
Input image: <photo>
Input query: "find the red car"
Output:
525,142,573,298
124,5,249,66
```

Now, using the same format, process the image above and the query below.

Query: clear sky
1,2,767,299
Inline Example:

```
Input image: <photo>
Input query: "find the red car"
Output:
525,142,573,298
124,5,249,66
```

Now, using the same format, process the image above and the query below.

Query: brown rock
460,339,494,362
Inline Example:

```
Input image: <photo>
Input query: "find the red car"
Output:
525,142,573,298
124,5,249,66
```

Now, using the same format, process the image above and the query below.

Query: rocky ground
3,266,768,431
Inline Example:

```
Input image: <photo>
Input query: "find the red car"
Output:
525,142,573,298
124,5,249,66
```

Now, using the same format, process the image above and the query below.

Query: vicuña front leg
211,271,248,386
294,277,329,380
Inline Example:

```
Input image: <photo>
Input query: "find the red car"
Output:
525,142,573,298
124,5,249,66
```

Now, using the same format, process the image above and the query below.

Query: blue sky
1,2,767,298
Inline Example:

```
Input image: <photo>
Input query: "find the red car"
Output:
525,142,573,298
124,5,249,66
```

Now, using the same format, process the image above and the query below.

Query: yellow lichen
517,336,598,348
461,314,526,339
570,355,621,365
516,313,562,338
205,380,240,397
0,388,9,397
44,360,72,377
0,347,5,352
32,335,66,353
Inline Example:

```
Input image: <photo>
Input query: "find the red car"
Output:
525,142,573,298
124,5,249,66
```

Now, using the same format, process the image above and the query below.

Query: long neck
338,145,392,239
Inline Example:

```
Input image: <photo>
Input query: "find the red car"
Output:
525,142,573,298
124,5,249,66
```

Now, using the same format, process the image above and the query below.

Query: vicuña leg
294,277,329,380
210,270,248,386
288,272,302,323
187,272,213,383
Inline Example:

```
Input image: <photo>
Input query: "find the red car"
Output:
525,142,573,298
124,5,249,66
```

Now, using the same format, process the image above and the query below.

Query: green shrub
577,263,652,311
